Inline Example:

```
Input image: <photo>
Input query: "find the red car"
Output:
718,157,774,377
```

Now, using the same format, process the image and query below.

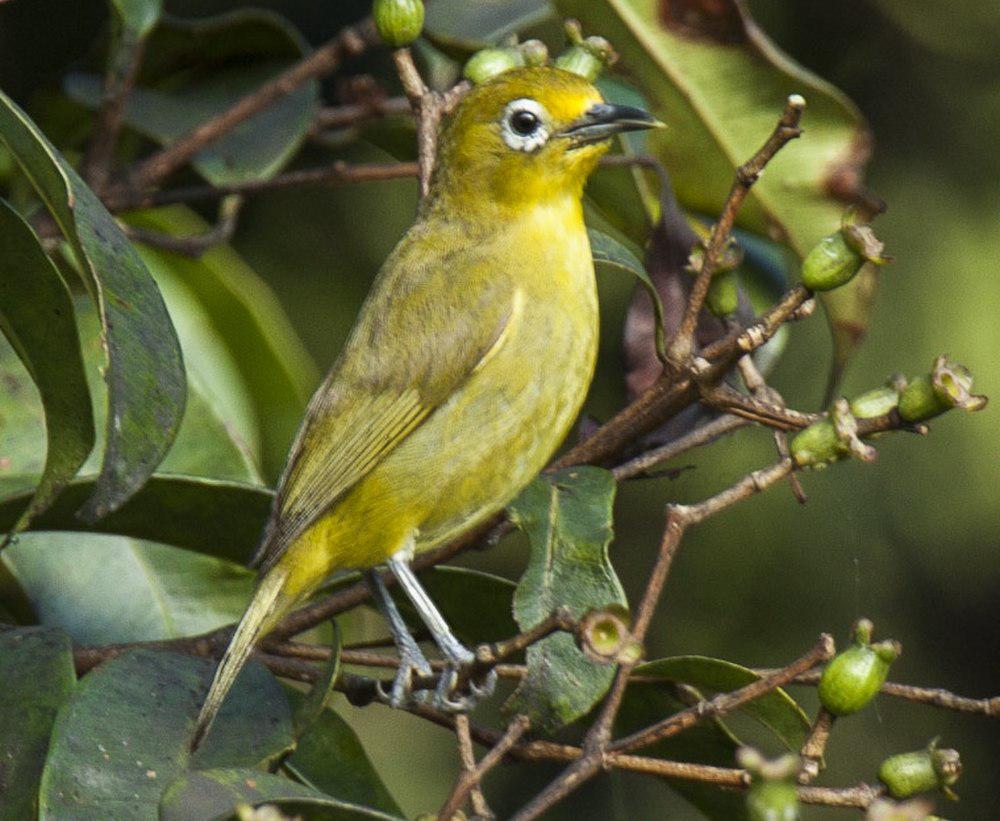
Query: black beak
562,103,664,147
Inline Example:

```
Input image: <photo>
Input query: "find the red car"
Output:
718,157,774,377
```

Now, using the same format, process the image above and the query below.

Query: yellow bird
192,66,659,748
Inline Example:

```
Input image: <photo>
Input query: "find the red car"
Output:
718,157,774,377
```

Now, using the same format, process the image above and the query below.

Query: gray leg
365,570,432,708
387,551,496,711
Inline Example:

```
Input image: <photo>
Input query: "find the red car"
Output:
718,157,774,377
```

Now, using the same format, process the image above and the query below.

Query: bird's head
429,66,661,213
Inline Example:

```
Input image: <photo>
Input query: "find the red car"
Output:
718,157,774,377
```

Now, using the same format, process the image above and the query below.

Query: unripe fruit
373,0,425,48
898,356,987,422
800,214,888,292
818,619,899,716
849,385,900,420
463,48,523,84
878,743,961,800
706,269,739,317
746,781,800,821
554,19,617,81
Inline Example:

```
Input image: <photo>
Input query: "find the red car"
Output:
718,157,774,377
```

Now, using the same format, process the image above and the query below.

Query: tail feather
190,569,288,750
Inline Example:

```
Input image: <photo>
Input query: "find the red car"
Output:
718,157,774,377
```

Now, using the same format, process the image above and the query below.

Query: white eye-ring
501,98,550,152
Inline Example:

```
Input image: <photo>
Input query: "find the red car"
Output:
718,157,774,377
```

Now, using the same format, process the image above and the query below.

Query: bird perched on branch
192,65,660,749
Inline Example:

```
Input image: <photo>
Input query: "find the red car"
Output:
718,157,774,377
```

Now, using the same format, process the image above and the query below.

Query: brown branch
610,635,835,754
310,95,412,134
81,33,147,193
799,708,835,783
611,414,748,481
122,195,242,257
699,382,820,431
667,95,805,365
449,714,493,819
121,18,378,191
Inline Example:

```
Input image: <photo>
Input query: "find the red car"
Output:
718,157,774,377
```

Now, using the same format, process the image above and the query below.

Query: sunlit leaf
3,532,254,644
66,9,319,186
0,199,94,540
160,769,400,821
505,467,625,732
39,649,293,818
556,0,878,386
635,655,811,750
0,627,75,819
0,475,271,566
0,90,185,522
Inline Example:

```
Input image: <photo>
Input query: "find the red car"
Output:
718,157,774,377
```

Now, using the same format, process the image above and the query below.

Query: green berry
789,419,841,468
746,780,800,821
554,19,617,81
849,385,900,420
819,619,899,716
878,743,961,800
373,0,425,48
463,47,523,84
706,269,740,317
801,232,864,291
898,356,987,422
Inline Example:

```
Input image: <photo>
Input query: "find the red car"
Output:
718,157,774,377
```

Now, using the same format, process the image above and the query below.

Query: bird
191,65,660,749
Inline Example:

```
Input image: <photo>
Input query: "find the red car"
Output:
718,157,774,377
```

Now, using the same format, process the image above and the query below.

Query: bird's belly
353,295,598,560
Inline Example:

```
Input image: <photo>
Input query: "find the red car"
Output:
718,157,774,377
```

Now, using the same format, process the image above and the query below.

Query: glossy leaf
556,0,877,382
66,9,318,186
635,655,811,750
284,691,403,817
505,467,625,732
3,532,254,644
0,89,185,522
160,769,400,821
126,206,318,480
0,627,75,819
0,475,272,566
0,198,94,540
39,649,294,818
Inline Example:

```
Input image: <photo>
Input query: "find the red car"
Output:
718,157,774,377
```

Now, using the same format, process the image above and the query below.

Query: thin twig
667,95,805,364
310,95,412,134
121,18,378,191
122,195,242,257
449,714,492,819
611,414,748,481
610,635,835,754
799,708,835,783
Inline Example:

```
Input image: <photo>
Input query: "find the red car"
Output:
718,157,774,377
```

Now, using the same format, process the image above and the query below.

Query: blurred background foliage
0,0,997,817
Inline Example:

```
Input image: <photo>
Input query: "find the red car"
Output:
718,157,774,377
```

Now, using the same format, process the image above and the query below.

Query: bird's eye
501,98,549,152
510,109,540,136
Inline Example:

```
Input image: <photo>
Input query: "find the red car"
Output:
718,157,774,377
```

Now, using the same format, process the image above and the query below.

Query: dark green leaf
3,532,254,643
0,89,186,522
635,656,811,750
588,226,667,362
616,679,745,818
409,566,518,645
39,649,293,818
126,205,318,480
0,198,94,541
0,627,75,818
293,623,342,737
110,0,163,40
284,692,403,817
0,475,272,564
555,0,877,384
424,0,553,52
160,769,400,821
66,9,318,186
505,467,625,732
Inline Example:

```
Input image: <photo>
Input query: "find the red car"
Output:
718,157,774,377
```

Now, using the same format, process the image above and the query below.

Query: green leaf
0,627,76,819
160,769,400,821
555,0,877,383
588,226,667,362
505,466,625,732
293,624,342,737
66,9,319,186
39,649,294,819
424,0,553,52
0,475,271,565
616,678,745,818
635,656,811,750
406,566,518,645
125,205,318,480
283,692,403,817
0,89,186,522
3,532,254,644
110,0,163,40
0,198,94,541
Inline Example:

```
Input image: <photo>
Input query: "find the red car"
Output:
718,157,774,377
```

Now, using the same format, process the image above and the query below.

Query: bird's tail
190,568,289,750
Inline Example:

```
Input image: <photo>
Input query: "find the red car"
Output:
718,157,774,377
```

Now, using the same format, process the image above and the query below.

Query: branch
310,95,412,134
120,18,378,191
611,414,747,481
121,195,242,257
667,95,805,364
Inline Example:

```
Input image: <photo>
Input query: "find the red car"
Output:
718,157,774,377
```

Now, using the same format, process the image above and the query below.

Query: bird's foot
377,649,433,709
431,650,498,712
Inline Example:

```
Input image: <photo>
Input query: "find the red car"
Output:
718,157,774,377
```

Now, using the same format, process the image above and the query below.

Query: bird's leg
387,552,497,711
365,569,432,708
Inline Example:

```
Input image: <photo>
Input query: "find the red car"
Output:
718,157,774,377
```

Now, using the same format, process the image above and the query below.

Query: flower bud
878,742,961,800
801,212,888,292
463,47,524,84
554,20,618,81
738,748,801,821
706,269,740,317
518,39,549,67
865,797,936,821
898,355,987,422
373,0,425,48
849,385,901,420
818,619,900,716
791,399,875,468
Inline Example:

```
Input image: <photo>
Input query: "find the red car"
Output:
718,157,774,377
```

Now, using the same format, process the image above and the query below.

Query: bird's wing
250,237,517,574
